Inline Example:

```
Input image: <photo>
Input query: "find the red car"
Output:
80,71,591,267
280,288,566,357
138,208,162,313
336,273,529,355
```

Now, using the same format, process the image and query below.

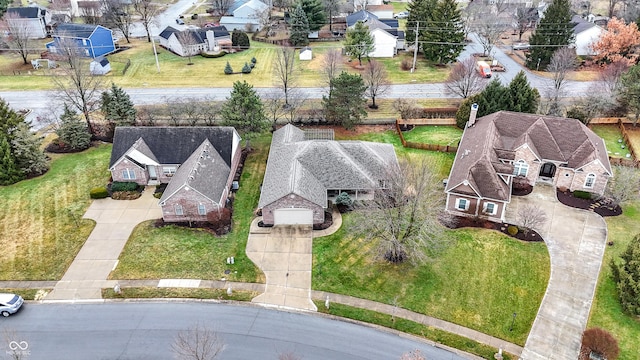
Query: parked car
394,11,409,19
477,61,492,78
513,42,530,51
175,18,185,25
0,293,24,317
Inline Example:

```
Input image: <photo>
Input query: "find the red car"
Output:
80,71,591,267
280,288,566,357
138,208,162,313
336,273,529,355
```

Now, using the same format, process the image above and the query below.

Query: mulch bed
445,216,544,242
556,190,622,217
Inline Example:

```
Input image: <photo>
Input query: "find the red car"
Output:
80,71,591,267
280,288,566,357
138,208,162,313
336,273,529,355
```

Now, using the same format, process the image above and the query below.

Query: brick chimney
468,103,479,127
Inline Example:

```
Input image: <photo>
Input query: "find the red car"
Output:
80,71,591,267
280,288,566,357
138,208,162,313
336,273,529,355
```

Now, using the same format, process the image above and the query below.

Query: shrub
90,187,108,199
401,58,412,71
191,13,198,19
335,192,354,207
249,62,255,68
207,207,233,235
610,233,640,315
224,61,233,74
507,225,519,236
251,56,257,64
111,191,142,200
153,192,162,199
566,107,588,124
573,190,593,199
111,181,139,192
201,51,227,58
579,328,619,360
231,29,250,48
242,62,252,73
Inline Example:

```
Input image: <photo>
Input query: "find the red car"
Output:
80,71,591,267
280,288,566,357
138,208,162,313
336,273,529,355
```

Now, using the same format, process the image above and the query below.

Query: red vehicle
477,61,492,78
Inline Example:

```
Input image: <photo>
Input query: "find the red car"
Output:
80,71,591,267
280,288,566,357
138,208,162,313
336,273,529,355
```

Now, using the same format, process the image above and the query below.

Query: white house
158,26,231,57
347,14,404,58
353,0,382,11
572,15,605,56
219,0,268,31
299,47,312,60
5,6,51,39
366,4,393,19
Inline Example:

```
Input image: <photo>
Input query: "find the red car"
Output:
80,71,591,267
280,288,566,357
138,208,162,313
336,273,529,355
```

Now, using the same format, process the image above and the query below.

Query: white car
0,293,24,317
394,11,409,19
513,42,530,51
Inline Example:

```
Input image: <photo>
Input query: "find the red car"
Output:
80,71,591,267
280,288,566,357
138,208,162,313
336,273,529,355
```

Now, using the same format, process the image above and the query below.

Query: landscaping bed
556,190,622,217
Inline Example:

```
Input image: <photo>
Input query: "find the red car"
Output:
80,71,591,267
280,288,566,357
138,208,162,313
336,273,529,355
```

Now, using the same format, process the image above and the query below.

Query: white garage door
273,208,313,225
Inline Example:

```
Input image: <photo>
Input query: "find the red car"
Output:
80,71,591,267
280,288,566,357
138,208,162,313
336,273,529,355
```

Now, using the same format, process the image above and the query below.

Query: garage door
273,208,313,225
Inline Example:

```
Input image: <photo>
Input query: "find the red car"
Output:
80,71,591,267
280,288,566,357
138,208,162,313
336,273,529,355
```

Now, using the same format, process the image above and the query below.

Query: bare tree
283,89,306,124
51,39,106,135
545,47,576,116
273,47,298,107
321,48,343,98
182,99,205,125
102,0,134,43
392,99,421,120
514,7,538,41
599,60,629,95
79,1,103,24
211,0,234,16
362,59,389,109
263,89,286,131
2,12,33,65
608,0,623,17
323,0,344,31
133,0,160,42
472,8,510,56
354,157,450,264
516,204,548,235
201,98,222,126
605,166,640,206
166,97,184,125
445,57,488,99
176,30,200,65
171,322,225,360
254,7,271,31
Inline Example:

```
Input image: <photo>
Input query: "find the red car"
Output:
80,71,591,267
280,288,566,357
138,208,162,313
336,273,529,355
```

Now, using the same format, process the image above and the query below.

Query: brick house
109,127,242,222
258,124,399,226
445,110,612,222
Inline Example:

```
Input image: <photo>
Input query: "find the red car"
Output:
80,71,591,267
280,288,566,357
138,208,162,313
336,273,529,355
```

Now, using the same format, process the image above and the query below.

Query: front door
539,162,556,178
147,165,157,180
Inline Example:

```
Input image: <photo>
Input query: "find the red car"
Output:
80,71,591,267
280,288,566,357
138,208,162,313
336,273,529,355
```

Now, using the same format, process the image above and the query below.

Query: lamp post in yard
509,312,517,332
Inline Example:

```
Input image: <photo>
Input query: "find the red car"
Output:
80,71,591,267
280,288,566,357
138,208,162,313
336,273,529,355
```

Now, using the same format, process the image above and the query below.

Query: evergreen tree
507,71,540,113
322,72,367,129
224,61,233,74
0,97,25,142
618,64,640,125
231,30,250,48
300,0,326,32
220,81,269,146
344,21,374,66
101,83,137,126
289,3,311,46
526,0,574,70
10,122,48,178
611,233,640,315
476,79,509,115
57,104,92,151
422,0,465,64
455,94,482,128
405,0,437,49
242,62,252,73
0,134,24,185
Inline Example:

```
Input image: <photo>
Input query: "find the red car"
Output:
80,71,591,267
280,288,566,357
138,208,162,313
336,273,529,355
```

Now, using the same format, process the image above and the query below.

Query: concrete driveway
45,188,162,301
504,184,608,360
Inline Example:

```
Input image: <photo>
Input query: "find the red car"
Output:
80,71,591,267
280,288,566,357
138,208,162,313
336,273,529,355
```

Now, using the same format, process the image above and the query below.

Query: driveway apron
45,188,162,301
504,184,608,360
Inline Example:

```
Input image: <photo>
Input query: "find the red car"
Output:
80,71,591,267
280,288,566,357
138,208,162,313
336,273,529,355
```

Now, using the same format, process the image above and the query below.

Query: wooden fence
395,120,458,153
396,118,456,126
617,119,639,165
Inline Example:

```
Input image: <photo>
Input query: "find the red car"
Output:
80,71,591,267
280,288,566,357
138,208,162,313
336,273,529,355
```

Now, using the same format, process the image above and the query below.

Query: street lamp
509,312,517,332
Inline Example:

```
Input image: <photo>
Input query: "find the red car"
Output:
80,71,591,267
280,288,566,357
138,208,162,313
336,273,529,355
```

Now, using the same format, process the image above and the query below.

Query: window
513,160,529,177
378,180,387,189
483,202,497,215
198,204,206,215
122,169,136,180
163,166,177,177
584,173,596,188
175,205,183,216
455,198,469,211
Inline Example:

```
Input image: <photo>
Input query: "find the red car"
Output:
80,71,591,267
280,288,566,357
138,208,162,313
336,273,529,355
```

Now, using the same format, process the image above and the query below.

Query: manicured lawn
402,125,463,146
590,125,631,158
110,135,270,283
102,287,258,301
0,145,112,280
623,125,640,158
313,217,550,345
588,200,640,360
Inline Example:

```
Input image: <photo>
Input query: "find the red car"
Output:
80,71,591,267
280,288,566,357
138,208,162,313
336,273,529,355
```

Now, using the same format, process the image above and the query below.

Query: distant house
572,15,605,56
445,109,612,222
366,4,393,19
219,0,268,32
258,124,399,226
109,127,242,223
46,23,116,58
158,26,231,57
354,0,382,11
6,6,51,39
347,12,405,58
90,57,110,75
299,46,312,60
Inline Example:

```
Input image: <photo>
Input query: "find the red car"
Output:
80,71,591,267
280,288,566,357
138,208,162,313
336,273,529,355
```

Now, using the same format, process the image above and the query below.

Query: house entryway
147,165,159,185
539,162,556,179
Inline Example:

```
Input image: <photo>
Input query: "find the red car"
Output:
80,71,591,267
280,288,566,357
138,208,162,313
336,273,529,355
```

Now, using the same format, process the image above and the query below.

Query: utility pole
411,21,419,73
151,35,160,73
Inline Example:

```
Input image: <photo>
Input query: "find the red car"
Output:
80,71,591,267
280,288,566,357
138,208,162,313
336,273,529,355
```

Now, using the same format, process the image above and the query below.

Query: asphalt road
0,302,470,360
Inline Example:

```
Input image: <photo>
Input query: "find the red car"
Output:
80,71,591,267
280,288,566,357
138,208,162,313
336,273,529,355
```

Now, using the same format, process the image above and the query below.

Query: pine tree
242,62,252,73
611,233,640,315
57,104,92,151
322,72,367,129
344,21,374,66
231,30,250,48
455,94,482,128
476,79,509,115
220,81,268,146
101,83,137,126
224,61,233,74
300,0,326,32
0,134,24,185
507,71,540,113
405,0,437,49
422,0,465,64
289,3,310,47
526,0,574,70
0,97,26,142
10,122,48,178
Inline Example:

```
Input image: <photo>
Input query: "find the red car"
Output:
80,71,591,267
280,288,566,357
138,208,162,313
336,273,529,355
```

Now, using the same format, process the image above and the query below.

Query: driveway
45,188,162,301
504,183,608,360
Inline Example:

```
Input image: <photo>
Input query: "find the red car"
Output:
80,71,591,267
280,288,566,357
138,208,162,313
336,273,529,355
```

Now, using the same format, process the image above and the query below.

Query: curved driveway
504,184,608,360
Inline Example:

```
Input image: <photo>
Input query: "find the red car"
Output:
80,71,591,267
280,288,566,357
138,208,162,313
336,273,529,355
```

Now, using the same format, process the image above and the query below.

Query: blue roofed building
46,23,116,58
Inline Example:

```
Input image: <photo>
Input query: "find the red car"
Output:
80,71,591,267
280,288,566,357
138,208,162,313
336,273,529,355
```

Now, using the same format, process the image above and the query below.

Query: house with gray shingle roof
6,6,51,39
109,127,242,222
445,110,612,221
158,26,231,57
258,124,399,226
347,10,405,57
571,15,605,56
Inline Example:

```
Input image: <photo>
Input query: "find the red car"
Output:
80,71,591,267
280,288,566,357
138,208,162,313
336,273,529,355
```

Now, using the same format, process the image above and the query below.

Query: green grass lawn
402,125,463,146
623,125,640,159
0,145,112,280
590,125,631,159
110,135,270,283
588,200,640,360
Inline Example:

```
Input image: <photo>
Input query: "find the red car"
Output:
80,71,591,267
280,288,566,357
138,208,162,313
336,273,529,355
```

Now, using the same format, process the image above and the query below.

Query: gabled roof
53,23,109,38
379,19,399,28
232,0,267,14
110,127,237,169
6,6,44,19
159,26,180,39
366,4,393,12
162,26,231,46
258,124,398,208
572,15,598,34
446,111,612,201
346,10,378,27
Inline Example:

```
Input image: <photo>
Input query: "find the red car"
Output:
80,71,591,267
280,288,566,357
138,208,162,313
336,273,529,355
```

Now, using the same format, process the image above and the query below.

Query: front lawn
110,135,270,283
588,200,640,360
401,125,463,146
0,145,111,280
590,125,631,159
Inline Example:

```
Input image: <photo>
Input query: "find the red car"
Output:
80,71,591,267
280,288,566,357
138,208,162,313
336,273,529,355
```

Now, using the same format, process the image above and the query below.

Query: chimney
206,30,215,50
468,103,479,127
